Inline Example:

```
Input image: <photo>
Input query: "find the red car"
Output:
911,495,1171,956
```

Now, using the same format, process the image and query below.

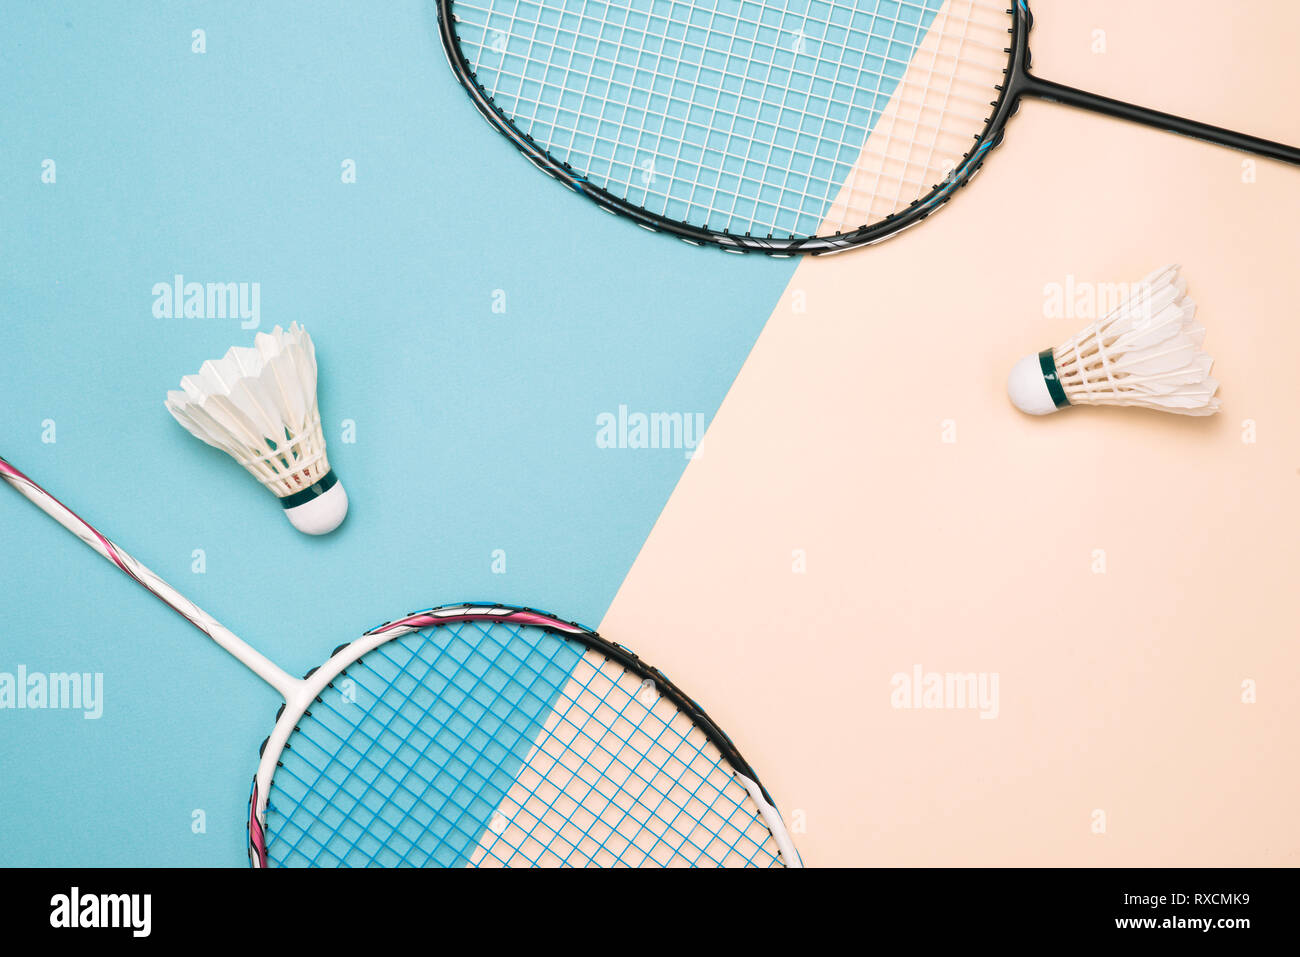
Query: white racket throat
733,772,802,867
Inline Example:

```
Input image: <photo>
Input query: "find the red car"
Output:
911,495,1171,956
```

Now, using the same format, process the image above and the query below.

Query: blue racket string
264,618,787,866
268,619,576,866
475,657,759,868
476,651,742,866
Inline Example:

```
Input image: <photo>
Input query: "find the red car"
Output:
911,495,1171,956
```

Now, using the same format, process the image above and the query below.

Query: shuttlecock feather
1007,264,1221,417
166,323,348,534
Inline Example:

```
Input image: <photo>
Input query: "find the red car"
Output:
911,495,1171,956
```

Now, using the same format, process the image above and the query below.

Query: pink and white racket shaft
0,456,298,697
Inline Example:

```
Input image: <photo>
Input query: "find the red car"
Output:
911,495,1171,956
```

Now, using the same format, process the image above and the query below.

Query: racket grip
1020,74,1300,167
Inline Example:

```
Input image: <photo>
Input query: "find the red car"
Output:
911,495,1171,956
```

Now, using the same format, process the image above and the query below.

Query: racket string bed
826,0,1009,229
270,640,500,866
264,617,787,867
451,0,1000,238
459,2,817,227
471,650,775,866
876,2,995,212
267,620,577,866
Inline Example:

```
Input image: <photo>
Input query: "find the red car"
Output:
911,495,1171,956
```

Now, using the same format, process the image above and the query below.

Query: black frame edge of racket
436,1,1026,255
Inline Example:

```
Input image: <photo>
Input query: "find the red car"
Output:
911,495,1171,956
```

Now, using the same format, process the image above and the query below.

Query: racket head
248,604,799,867
438,1,1028,254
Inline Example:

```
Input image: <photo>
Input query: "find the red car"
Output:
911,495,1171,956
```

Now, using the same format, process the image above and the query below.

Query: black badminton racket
0,456,800,867
438,0,1300,254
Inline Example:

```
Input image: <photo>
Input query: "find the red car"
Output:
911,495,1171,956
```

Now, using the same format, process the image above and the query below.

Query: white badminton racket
0,456,800,867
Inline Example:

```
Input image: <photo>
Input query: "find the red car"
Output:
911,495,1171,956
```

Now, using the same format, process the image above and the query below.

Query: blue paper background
0,0,800,866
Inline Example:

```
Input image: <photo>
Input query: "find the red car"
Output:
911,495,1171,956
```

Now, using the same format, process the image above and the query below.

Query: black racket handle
1018,74,1300,167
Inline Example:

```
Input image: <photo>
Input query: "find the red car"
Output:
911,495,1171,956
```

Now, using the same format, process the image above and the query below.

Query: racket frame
0,456,800,868
439,0,1300,255
254,603,801,867
436,0,1021,255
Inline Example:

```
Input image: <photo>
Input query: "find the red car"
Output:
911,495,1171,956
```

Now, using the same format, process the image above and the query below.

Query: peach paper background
601,0,1300,866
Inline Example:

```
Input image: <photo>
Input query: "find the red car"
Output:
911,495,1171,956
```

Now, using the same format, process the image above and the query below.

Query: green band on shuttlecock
280,470,339,510
1037,349,1070,409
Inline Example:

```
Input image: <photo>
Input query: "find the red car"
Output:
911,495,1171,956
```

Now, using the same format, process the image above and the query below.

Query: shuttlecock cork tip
1007,351,1066,416
283,474,348,535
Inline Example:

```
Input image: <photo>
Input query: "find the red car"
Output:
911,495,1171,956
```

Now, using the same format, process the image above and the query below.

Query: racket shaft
0,457,299,697
1021,74,1300,166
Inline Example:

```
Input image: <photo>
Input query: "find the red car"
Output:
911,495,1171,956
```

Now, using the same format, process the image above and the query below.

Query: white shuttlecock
1007,264,1221,417
166,323,348,535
